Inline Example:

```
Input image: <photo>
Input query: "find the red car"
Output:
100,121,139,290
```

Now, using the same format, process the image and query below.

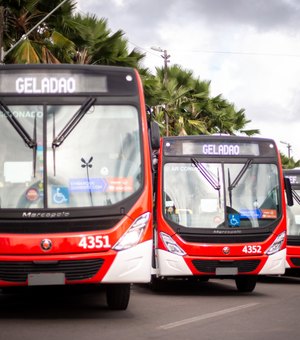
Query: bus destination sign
285,173,300,185
0,72,108,94
164,139,276,157
183,142,260,156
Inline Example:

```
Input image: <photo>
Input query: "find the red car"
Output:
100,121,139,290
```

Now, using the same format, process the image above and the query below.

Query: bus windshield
0,104,141,209
163,161,280,229
287,188,300,236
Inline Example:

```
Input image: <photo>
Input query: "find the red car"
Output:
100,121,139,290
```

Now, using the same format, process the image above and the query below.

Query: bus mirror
150,121,160,149
284,177,294,206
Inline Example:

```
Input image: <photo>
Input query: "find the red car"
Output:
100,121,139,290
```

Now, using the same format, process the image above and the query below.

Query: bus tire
106,283,131,310
235,275,257,293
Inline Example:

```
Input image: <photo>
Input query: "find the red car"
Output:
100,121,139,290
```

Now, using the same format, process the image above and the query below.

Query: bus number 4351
78,236,111,249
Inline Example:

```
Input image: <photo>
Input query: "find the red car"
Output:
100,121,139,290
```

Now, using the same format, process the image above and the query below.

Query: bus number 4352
242,245,262,254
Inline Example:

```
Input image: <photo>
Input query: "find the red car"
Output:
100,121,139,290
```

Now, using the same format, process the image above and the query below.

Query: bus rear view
154,135,288,292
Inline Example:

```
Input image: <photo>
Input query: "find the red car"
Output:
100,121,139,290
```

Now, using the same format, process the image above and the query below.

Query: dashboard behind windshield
163,161,280,230
0,104,142,209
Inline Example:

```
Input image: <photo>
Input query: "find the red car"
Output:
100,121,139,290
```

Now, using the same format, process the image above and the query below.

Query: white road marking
158,302,259,330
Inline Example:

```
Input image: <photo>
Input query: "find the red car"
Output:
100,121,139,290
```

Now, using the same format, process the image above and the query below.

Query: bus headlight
113,212,150,251
265,231,286,255
160,232,186,256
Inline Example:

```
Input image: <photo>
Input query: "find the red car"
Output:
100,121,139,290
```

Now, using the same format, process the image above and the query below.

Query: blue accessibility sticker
52,186,69,204
228,214,240,227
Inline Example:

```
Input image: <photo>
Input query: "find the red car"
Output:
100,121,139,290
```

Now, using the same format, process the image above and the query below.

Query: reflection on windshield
0,104,43,209
287,188,300,236
163,162,280,229
0,100,37,149
0,104,142,209
52,97,96,177
0,101,38,177
47,105,142,208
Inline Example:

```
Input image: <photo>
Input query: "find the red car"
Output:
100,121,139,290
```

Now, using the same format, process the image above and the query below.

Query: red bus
283,168,300,274
153,135,292,292
0,64,155,310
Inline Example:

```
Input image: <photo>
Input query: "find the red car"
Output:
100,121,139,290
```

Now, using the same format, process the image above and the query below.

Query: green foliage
2,0,144,66
280,152,300,169
144,64,260,137
2,0,77,63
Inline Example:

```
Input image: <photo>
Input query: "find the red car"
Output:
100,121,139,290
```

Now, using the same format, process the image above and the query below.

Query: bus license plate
216,267,238,275
28,273,65,286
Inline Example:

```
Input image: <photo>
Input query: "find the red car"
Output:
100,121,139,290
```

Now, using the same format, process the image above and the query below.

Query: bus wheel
235,275,257,293
106,283,131,310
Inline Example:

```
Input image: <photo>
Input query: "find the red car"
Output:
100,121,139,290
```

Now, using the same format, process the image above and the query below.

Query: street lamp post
151,46,170,85
151,46,171,136
280,141,292,159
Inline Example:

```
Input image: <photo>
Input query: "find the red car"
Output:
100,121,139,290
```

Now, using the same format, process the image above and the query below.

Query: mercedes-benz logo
222,246,230,255
41,239,52,251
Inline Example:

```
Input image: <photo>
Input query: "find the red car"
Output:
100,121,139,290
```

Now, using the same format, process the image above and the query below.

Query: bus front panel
155,136,287,280
0,65,153,290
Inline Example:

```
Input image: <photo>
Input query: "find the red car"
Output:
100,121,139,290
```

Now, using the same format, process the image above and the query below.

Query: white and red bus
153,135,292,292
0,64,155,310
283,168,300,274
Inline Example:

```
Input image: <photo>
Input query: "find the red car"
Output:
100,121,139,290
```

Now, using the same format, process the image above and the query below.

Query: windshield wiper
191,158,221,209
0,100,37,149
228,159,253,191
227,159,253,208
0,100,37,177
52,97,96,176
292,190,300,205
191,158,220,190
52,97,96,148
228,168,233,207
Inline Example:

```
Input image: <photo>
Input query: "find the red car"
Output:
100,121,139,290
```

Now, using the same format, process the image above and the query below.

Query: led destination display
284,172,300,185
0,67,137,95
164,138,277,157
0,72,107,94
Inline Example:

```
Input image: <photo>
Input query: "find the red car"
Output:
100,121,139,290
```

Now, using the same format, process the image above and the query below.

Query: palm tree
2,1,146,67
68,13,145,67
147,64,259,137
281,153,300,169
2,0,77,63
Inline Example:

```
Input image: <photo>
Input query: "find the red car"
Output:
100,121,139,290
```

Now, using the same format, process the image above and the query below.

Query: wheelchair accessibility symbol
228,214,240,227
52,186,69,204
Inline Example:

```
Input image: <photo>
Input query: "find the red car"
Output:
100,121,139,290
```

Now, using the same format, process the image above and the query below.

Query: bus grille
287,237,300,246
290,258,300,267
0,216,123,234
0,259,104,283
179,233,270,244
192,259,260,274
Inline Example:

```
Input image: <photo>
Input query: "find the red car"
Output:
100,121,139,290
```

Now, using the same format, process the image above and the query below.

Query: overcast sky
77,0,300,160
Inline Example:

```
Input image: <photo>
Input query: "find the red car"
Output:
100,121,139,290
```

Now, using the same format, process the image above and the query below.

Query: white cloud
77,0,300,159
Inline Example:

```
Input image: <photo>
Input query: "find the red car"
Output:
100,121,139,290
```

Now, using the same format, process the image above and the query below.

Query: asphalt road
0,275,299,340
